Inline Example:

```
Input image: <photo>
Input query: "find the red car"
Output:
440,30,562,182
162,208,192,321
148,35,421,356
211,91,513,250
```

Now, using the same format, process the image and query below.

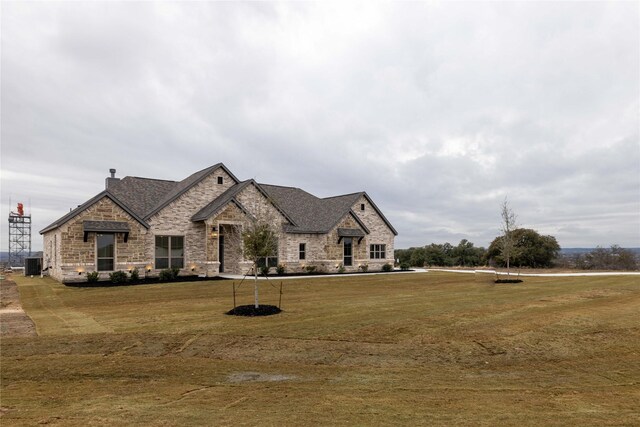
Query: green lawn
2,272,639,426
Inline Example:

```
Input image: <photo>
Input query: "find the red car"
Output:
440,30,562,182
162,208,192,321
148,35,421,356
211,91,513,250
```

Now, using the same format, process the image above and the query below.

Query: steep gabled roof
144,163,240,220
40,163,397,237
259,185,369,234
40,191,149,234
107,176,176,218
354,192,399,236
191,181,252,222
191,180,297,226
40,163,237,234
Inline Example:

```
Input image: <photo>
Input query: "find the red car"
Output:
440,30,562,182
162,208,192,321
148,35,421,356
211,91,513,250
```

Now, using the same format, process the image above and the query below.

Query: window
217,176,223,185
299,243,306,260
155,236,184,269
360,203,365,211
97,233,115,271
370,244,386,259
257,242,279,269
343,237,353,266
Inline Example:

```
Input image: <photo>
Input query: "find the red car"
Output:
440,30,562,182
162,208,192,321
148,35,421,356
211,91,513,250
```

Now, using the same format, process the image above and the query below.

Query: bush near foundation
109,271,128,284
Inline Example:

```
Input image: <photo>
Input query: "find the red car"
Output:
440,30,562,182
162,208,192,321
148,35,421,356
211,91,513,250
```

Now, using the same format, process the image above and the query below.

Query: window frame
96,233,115,271
299,243,306,260
217,176,223,185
155,235,185,269
369,244,386,260
257,240,279,269
343,237,353,266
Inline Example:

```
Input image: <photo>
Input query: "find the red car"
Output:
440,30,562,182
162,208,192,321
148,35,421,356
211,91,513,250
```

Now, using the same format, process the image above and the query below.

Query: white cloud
1,1,638,251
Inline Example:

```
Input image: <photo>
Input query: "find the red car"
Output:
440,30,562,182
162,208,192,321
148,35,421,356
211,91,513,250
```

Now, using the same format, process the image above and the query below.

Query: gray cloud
2,1,638,251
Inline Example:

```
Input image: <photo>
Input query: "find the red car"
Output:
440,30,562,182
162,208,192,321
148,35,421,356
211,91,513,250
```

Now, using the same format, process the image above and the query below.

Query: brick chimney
106,168,120,189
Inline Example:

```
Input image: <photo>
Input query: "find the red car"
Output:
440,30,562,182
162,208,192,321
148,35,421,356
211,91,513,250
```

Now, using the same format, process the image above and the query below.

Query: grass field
2,272,639,426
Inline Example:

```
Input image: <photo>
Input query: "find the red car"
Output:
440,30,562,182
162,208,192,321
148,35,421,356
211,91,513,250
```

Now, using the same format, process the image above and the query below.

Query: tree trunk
254,263,259,308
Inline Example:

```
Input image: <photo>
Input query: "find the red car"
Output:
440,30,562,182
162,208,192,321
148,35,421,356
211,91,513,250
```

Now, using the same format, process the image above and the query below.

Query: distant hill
0,251,43,263
560,248,640,255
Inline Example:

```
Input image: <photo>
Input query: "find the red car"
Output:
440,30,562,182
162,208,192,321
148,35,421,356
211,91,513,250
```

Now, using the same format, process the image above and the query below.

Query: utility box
24,257,42,276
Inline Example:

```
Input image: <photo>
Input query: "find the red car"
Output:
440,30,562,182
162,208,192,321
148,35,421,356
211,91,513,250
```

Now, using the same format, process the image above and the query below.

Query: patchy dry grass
2,272,639,426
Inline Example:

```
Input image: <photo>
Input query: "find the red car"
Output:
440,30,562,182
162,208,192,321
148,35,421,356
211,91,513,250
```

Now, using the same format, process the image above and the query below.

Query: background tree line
395,235,638,270
554,245,639,271
395,228,560,268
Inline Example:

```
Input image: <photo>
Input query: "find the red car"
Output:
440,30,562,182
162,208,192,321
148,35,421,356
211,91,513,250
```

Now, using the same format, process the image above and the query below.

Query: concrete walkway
220,268,640,281
428,268,640,277
219,269,424,281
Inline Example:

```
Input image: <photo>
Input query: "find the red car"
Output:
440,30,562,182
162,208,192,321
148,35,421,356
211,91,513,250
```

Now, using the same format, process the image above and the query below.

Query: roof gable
358,192,399,236
144,163,239,220
107,176,176,218
260,185,365,234
40,191,149,234
191,181,252,222
191,180,296,225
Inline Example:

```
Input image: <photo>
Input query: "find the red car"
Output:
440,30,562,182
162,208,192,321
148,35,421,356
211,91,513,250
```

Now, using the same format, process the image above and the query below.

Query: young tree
242,219,278,308
500,198,518,276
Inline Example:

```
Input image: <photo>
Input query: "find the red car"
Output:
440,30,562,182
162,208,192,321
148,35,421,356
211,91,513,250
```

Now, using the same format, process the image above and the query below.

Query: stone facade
42,197,147,283
42,166,397,282
146,169,234,276
352,195,396,270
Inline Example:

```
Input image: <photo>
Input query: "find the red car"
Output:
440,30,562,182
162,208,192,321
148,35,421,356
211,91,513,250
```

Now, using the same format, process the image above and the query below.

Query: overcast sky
2,1,639,252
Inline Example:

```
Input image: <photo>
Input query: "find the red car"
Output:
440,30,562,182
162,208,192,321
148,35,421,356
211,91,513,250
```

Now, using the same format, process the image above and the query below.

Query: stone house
40,163,397,283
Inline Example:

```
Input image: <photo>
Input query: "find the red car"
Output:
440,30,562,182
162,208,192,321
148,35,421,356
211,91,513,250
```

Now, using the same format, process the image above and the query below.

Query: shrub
304,265,317,274
359,264,369,273
260,265,271,276
130,267,139,282
400,262,411,271
382,263,393,272
171,267,181,278
86,271,99,283
159,268,178,281
337,263,345,274
109,270,128,284
276,264,286,275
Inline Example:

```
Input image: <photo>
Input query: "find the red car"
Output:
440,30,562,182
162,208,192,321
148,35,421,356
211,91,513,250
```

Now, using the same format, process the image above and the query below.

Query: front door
343,237,353,267
219,234,225,273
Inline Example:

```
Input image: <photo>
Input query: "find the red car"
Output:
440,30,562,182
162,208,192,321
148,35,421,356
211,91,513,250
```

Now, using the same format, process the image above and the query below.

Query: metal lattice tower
8,205,31,267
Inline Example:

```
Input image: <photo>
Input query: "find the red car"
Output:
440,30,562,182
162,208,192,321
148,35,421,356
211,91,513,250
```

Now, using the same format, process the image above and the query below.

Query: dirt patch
227,372,298,383
0,274,36,337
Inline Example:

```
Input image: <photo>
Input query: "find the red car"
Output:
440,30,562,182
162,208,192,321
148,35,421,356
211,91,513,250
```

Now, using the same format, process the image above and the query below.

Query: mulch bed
65,275,229,287
226,305,282,317
495,279,523,283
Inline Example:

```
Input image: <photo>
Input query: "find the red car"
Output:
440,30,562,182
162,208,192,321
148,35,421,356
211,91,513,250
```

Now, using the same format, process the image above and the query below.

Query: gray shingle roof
337,228,366,237
191,181,252,222
143,163,239,219
258,184,370,234
107,177,176,219
41,163,397,237
40,191,149,234
40,164,237,234
83,220,131,232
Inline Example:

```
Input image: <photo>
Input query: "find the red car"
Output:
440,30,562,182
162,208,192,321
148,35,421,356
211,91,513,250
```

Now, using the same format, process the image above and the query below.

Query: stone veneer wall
42,229,62,282
270,198,396,274
45,197,148,282
352,195,396,270
146,169,234,275
280,232,326,272
324,215,368,272
206,203,248,275
235,184,289,272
